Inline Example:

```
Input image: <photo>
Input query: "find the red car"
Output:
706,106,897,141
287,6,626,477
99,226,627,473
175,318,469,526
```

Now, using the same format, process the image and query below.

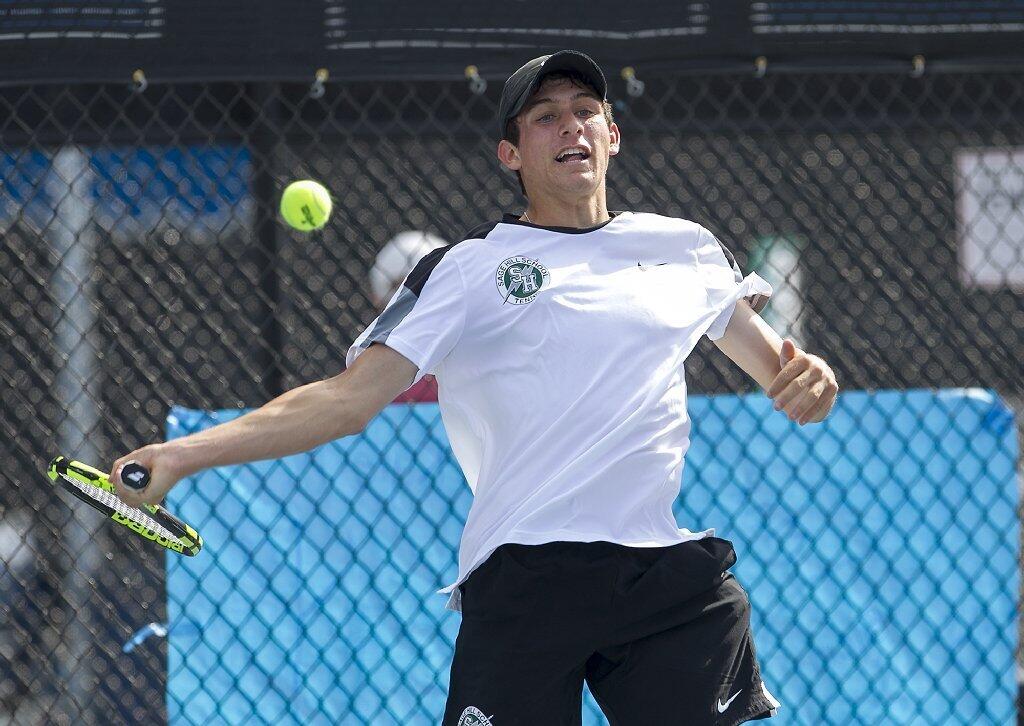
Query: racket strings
59,472,179,542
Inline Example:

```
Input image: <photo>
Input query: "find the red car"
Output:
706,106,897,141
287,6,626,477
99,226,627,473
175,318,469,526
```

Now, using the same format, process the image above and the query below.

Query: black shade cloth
3,0,1024,87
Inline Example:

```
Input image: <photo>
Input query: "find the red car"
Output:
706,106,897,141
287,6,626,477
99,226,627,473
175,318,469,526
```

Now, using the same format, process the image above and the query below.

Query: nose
559,112,584,136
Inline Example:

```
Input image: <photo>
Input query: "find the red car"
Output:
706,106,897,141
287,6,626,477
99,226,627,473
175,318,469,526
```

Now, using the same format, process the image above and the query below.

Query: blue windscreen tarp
165,389,1019,725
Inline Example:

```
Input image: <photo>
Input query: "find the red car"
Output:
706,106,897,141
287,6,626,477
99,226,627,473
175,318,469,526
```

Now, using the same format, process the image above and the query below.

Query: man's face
499,77,620,201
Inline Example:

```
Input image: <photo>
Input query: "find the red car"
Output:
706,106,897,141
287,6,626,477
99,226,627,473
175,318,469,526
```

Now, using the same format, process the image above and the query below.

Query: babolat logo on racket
124,470,146,486
111,512,187,554
496,255,550,305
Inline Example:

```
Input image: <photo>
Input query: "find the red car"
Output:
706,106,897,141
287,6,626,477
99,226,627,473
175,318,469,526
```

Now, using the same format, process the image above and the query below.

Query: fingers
111,456,147,508
774,376,820,423
791,380,827,424
110,456,131,494
779,338,798,367
800,379,839,424
110,445,165,508
767,351,837,425
770,368,811,412
766,358,805,399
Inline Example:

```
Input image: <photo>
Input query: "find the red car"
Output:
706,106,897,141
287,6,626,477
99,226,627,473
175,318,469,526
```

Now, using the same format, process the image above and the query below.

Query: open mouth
555,148,591,164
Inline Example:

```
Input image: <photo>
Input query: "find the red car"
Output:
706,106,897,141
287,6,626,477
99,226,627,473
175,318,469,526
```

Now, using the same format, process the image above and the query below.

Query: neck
521,192,610,229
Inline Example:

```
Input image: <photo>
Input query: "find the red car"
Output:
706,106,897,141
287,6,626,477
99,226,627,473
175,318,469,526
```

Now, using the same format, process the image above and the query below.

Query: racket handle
120,461,151,490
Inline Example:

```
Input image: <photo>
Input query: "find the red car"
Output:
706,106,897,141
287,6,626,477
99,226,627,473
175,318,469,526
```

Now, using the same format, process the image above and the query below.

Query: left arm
712,300,838,425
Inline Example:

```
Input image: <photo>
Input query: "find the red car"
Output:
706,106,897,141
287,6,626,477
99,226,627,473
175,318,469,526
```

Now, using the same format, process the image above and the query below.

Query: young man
112,50,837,725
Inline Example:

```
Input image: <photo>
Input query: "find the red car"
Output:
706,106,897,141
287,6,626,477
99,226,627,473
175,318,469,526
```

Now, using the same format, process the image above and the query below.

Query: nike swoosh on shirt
717,689,742,713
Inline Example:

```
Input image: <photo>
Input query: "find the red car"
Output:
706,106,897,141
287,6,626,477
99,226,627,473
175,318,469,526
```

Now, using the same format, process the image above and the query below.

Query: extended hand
110,443,183,508
766,339,838,425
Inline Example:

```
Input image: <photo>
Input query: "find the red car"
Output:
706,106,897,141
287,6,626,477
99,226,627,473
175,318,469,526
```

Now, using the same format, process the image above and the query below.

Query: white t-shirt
347,211,772,611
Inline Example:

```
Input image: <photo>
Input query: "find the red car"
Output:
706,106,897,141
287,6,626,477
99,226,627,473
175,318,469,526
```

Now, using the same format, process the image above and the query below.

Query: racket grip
120,461,151,490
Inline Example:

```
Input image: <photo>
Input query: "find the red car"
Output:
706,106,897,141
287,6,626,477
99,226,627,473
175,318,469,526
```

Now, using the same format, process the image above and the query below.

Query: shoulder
460,219,502,242
635,213,730,249
404,220,501,294
624,213,740,264
621,211,704,236
404,241,465,294
618,212,710,250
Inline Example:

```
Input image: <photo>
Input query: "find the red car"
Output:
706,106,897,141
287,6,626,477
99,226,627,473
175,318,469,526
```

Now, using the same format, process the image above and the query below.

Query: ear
497,139,522,171
608,122,621,157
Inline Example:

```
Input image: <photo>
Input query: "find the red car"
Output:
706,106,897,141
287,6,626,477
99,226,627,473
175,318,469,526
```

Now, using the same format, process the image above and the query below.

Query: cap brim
500,50,607,135
535,51,607,97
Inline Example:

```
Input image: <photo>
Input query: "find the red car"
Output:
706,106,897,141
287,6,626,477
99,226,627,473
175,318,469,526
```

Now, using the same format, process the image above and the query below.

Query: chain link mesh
1,69,1022,724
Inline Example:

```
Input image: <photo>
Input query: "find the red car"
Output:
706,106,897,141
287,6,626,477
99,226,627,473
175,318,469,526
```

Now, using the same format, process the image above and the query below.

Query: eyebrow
524,91,600,111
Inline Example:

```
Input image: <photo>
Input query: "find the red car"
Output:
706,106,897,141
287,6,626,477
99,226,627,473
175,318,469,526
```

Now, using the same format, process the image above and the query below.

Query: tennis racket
46,456,203,556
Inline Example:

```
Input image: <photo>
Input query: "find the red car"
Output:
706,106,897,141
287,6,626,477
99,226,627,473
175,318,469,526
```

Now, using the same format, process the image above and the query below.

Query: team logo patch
457,706,494,725
496,256,550,305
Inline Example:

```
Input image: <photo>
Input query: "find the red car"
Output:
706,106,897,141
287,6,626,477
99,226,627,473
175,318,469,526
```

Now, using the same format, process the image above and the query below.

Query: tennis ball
280,180,332,231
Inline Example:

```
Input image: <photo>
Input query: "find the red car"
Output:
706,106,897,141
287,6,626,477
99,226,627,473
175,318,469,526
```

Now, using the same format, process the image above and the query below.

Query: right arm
111,343,417,506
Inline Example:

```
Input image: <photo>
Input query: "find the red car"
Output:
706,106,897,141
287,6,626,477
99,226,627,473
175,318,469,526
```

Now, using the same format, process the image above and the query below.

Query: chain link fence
2,67,1022,724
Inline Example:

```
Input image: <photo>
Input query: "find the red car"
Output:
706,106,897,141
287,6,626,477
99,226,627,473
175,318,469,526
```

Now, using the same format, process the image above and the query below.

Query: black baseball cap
498,50,608,138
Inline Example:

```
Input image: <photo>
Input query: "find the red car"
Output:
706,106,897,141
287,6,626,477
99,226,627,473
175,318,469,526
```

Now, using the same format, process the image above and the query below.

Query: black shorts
443,538,779,726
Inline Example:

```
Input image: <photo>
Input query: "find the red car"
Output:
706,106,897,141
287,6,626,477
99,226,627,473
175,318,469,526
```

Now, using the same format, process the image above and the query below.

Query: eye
577,108,596,118
536,113,555,123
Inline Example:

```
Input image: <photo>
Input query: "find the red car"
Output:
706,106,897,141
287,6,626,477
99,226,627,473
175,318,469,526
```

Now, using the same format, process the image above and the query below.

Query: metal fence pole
49,145,103,723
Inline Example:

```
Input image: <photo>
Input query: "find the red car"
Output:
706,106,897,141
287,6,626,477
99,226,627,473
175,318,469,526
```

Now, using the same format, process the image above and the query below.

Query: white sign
955,147,1024,290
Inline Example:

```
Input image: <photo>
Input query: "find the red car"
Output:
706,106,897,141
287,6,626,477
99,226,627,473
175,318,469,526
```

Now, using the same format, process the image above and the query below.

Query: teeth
557,149,588,161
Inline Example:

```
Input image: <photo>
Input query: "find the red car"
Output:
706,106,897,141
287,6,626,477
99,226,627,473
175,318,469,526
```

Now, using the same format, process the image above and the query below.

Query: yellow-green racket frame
47,456,203,556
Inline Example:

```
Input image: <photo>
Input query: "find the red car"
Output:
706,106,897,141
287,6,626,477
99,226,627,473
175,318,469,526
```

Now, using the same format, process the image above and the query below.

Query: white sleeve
697,226,773,341
346,245,467,384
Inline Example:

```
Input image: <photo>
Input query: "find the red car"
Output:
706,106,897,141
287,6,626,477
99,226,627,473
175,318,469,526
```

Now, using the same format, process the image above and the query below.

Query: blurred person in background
369,231,447,403
0,507,44,721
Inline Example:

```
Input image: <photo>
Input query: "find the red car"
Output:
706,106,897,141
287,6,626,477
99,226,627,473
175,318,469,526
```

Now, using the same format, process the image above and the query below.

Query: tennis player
112,50,837,725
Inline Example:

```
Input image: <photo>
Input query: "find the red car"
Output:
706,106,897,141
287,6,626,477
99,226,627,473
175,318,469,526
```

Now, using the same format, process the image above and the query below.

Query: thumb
779,338,797,366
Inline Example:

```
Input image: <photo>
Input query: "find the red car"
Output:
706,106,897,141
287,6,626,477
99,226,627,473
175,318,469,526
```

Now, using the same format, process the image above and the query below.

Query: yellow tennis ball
280,180,332,231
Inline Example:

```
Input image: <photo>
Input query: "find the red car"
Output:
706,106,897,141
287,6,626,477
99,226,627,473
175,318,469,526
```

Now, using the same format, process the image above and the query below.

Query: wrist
160,439,199,481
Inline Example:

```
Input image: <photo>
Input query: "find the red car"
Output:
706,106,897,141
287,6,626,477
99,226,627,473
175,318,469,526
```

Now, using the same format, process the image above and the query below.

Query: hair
502,71,615,198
